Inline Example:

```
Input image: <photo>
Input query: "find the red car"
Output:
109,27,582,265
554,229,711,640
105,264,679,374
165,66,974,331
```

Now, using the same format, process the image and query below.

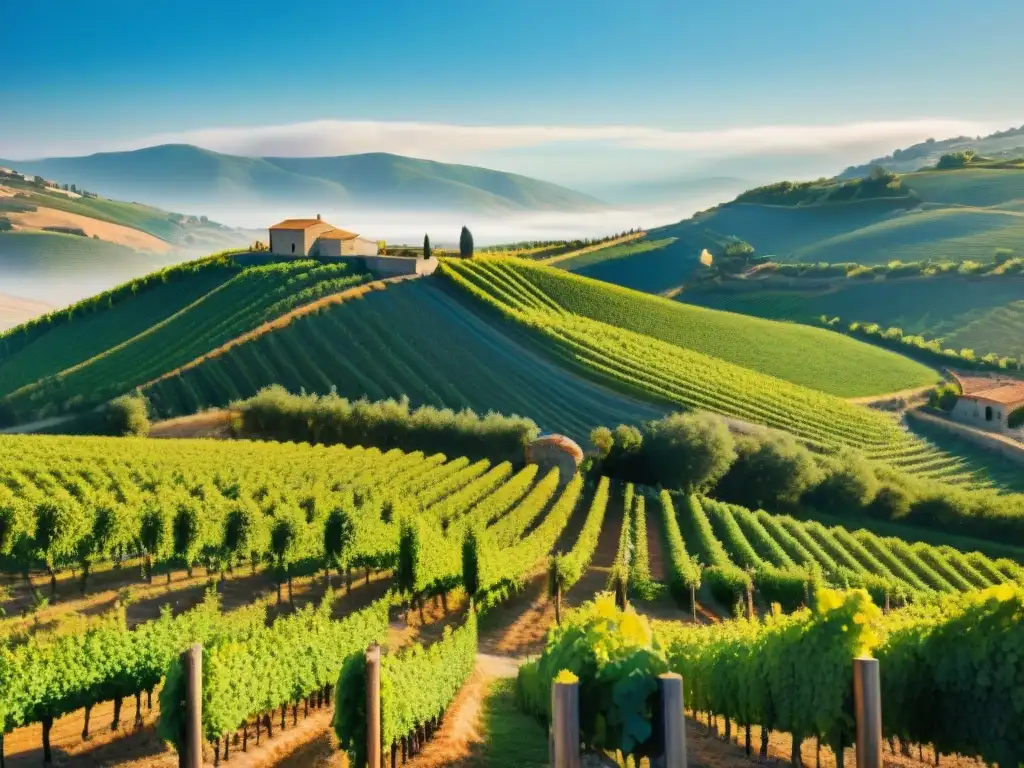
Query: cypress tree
422,234,432,260
459,226,474,258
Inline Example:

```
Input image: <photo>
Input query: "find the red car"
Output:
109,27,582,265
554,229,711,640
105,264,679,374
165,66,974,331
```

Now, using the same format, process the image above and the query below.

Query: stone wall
906,408,1024,466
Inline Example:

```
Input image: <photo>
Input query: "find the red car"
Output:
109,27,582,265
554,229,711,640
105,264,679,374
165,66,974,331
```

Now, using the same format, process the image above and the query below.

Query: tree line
587,411,1024,546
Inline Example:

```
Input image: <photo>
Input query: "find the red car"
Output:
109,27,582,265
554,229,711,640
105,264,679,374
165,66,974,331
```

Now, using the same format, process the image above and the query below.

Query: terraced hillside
144,277,664,443
493,258,938,397
683,275,1024,363
441,258,1006,490
0,255,370,424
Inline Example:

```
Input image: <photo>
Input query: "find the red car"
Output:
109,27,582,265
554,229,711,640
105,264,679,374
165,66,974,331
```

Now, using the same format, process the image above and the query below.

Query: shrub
233,386,538,463
1009,407,1024,429
803,451,878,514
104,393,150,436
641,412,735,493
716,432,819,509
928,383,960,412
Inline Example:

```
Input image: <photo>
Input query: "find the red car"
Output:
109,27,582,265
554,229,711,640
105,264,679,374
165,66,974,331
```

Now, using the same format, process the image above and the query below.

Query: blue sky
3,0,1023,188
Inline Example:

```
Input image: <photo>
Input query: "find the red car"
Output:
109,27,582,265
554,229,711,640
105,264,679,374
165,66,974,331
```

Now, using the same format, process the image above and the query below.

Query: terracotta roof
528,434,584,462
317,228,359,240
269,218,333,230
963,383,1024,406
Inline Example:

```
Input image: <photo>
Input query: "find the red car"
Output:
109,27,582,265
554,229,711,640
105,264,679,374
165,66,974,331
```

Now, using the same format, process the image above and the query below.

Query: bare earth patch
5,206,171,252
0,292,52,331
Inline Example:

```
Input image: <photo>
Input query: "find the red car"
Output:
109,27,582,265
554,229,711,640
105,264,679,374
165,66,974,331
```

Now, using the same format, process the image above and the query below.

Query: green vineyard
2,431,1023,767
441,257,1005,489
503,258,938,398
144,277,664,444
0,258,370,424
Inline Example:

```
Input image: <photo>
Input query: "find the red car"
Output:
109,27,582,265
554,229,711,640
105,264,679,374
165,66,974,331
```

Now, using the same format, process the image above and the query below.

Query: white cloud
120,117,996,160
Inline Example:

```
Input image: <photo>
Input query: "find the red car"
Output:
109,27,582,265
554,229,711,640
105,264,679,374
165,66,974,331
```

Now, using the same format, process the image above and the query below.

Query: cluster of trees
752,251,1024,281
936,149,978,169
477,229,641,258
734,167,913,207
233,385,538,463
819,317,1022,371
589,412,1024,544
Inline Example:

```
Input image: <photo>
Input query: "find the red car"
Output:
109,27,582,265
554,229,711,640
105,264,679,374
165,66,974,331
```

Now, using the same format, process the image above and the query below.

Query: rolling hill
840,123,1024,177
3,144,606,215
0,168,255,309
440,258,1018,494
556,162,1024,296
682,274,1024,363
2,247,1016,500
474,258,938,398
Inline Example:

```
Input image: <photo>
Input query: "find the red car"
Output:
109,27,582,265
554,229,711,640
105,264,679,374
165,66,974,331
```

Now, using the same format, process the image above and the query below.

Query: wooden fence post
550,679,580,768
854,658,882,768
184,643,203,768
366,643,382,768
655,673,687,768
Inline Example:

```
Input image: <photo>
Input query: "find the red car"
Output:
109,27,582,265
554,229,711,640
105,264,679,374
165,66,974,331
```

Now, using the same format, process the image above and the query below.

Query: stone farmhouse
268,215,378,258
950,381,1024,434
267,215,440,278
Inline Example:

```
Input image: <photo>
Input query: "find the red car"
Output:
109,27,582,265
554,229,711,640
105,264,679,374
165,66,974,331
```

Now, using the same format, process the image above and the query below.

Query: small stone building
950,383,1024,433
268,215,378,257
526,434,584,482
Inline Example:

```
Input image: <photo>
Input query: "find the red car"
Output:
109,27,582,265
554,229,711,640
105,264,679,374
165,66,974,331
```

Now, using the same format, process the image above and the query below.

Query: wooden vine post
550,678,580,768
366,643,382,768
183,643,203,768
654,673,687,768
853,658,882,768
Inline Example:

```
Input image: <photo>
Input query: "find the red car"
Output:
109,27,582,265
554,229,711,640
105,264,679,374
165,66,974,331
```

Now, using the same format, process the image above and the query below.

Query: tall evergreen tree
459,226,474,258
422,233,432,260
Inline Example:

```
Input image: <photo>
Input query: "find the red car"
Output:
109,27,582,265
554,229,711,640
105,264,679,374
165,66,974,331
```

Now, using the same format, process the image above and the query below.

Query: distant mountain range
2,145,606,215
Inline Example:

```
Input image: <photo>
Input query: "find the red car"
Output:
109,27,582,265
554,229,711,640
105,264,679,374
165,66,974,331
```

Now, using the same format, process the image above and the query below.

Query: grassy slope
145,277,664,444
564,168,1024,295
0,230,158,273
0,259,370,423
506,259,937,398
682,276,1024,361
903,167,1024,208
552,237,677,271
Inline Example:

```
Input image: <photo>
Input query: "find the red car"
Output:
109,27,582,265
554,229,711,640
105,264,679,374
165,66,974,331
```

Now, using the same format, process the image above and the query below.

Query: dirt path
0,411,87,434
148,411,233,439
847,384,935,406
645,496,666,582
540,232,648,267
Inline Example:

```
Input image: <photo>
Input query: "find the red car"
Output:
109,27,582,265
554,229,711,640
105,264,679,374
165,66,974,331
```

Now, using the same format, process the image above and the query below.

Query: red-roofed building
951,381,1024,433
268,215,378,258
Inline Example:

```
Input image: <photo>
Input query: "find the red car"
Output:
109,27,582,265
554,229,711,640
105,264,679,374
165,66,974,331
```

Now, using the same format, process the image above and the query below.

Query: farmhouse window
985,406,993,422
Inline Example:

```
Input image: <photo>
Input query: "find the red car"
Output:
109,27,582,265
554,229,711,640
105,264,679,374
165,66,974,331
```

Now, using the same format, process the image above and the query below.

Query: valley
4,44,1024,768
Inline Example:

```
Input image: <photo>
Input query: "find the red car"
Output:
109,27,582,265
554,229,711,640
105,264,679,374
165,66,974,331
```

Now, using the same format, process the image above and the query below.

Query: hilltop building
266,215,440,278
950,382,1024,434
268,215,378,258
